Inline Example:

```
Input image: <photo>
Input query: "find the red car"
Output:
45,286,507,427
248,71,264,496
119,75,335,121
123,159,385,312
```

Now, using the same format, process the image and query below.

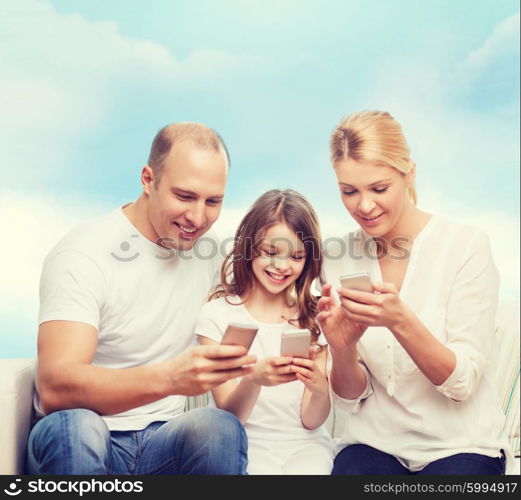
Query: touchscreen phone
339,271,373,293
221,322,258,351
280,329,311,358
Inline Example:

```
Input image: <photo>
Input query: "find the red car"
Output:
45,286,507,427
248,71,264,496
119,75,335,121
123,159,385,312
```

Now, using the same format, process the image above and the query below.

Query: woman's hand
338,281,410,330
290,348,329,395
316,284,367,350
247,356,297,386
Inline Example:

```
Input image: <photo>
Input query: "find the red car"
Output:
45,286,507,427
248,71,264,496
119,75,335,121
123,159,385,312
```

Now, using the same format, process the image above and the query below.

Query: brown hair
329,110,417,204
148,122,230,186
210,189,324,343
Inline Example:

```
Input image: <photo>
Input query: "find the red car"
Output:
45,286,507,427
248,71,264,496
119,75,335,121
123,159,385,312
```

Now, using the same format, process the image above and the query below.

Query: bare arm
328,343,369,400
298,348,331,429
37,320,256,415
316,284,369,399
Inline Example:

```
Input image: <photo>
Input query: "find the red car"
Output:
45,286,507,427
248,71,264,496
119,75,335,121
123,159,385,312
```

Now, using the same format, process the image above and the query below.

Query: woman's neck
381,204,431,244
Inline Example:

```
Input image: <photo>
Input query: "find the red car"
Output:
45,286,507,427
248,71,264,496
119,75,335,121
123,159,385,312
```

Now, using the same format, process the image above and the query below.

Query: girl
195,189,335,475
318,110,513,474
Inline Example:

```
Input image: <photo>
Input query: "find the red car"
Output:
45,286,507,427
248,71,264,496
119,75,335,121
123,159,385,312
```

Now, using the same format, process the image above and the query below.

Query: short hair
329,110,417,205
147,122,230,185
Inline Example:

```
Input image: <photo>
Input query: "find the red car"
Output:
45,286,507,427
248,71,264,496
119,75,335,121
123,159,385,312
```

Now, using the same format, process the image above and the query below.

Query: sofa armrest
0,358,36,475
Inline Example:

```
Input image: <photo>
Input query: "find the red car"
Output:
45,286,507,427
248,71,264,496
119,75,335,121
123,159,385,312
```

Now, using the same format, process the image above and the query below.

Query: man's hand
165,344,257,396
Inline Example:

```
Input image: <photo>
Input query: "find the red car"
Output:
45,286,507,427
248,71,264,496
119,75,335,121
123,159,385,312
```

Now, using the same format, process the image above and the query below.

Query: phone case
339,272,373,292
221,323,258,351
280,329,311,358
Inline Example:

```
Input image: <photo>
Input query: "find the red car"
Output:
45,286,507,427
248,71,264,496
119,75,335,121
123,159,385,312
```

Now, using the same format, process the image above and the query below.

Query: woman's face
334,158,412,239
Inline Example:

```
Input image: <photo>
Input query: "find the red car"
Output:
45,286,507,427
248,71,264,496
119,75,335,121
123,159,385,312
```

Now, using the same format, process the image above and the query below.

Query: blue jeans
26,407,248,475
332,444,506,475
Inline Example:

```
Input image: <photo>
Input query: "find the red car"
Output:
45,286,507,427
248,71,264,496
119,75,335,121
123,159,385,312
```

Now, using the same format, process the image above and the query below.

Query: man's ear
141,165,154,196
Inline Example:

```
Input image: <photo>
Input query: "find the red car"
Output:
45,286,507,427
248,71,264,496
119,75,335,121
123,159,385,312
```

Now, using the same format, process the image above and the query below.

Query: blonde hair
329,110,417,205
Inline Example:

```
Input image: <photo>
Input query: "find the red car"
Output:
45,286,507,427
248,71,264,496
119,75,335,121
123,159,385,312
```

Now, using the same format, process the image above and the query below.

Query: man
26,122,256,475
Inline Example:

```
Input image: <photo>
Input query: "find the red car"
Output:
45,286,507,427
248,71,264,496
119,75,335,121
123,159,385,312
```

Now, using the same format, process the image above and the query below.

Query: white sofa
1,301,519,475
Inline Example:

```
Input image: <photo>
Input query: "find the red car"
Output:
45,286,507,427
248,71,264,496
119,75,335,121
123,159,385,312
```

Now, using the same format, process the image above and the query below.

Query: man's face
144,141,228,251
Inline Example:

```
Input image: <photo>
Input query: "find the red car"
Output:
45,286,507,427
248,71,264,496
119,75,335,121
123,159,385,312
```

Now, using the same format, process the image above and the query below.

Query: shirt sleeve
327,350,374,414
38,250,105,329
194,300,225,344
435,231,500,401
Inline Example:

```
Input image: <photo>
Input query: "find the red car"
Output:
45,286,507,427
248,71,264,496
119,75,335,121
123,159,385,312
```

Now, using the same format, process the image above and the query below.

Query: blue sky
1,0,519,357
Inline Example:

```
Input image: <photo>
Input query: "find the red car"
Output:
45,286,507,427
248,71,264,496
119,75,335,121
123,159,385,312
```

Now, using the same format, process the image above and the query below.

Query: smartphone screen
280,329,311,358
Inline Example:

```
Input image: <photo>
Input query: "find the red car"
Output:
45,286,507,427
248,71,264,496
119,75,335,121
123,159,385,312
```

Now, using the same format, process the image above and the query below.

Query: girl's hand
290,348,329,395
247,356,297,386
338,281,409,329
316,284,367,350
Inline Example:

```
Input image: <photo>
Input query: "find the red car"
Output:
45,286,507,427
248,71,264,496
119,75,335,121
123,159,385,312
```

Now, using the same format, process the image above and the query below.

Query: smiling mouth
360,213,384,221
173,222,198,237
265,270,290,284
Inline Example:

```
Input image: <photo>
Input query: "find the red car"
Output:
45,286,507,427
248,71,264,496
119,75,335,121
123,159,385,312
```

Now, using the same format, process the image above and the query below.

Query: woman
317,110,513,474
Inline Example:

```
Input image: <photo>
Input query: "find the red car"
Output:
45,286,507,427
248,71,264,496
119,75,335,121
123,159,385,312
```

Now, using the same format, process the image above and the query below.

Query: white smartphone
221,322,258,352
339,272,373,293
280,329,311,358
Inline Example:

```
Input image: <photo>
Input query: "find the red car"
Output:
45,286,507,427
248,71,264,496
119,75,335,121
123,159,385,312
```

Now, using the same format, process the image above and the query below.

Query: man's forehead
163,141,228,170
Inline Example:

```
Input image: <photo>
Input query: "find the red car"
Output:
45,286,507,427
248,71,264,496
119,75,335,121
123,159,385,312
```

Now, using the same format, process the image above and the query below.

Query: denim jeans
332,444,506,475
26,407,248,475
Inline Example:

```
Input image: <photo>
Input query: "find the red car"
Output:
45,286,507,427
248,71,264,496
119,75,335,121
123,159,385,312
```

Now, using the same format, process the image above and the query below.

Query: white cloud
421,190,520,299
0,0,258,184
0,190,111,323
463,11,520,72
365,10,519,155
0,1,174,133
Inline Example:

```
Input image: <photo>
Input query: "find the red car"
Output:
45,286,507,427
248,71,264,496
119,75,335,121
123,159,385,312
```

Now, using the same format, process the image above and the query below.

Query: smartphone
280,329,311,358
221,322,258,352
339,271,373,293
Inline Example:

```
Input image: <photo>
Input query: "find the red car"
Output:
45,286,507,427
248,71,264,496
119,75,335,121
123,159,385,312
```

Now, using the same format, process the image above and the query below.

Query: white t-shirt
35,207,222,431
195,297,334,454
322,214,514,473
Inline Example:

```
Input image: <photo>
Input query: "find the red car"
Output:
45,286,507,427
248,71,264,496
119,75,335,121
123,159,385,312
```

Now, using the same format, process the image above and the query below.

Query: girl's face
251,222,307,296
334,158,413,239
